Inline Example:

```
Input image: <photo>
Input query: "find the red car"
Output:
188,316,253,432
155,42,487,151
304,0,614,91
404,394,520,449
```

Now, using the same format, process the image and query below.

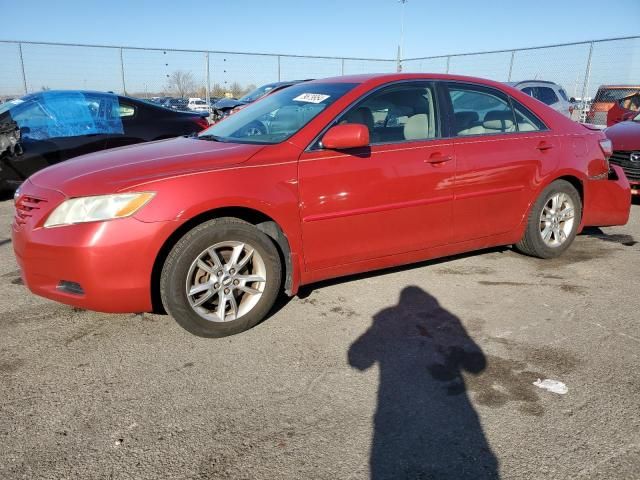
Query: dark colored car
0,90,209,190
605,113,640,194
13,73,630,338
211,80,312,121
162,98,190,112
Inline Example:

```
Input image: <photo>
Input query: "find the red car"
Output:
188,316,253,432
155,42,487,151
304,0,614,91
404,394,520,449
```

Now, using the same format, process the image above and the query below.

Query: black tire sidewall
160,219,282,337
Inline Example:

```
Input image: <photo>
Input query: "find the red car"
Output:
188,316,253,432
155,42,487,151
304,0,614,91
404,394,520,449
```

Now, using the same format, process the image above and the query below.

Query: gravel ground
0,197,638,479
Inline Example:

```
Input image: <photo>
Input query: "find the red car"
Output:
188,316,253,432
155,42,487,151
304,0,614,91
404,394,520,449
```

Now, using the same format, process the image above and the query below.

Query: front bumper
582,165,631,227
12,181,178,313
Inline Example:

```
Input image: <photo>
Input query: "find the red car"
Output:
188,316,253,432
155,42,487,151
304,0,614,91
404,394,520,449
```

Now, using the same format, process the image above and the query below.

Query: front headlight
44,192,155,228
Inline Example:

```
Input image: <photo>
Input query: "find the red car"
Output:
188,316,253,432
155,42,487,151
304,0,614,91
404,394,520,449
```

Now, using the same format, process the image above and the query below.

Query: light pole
397,0,408,72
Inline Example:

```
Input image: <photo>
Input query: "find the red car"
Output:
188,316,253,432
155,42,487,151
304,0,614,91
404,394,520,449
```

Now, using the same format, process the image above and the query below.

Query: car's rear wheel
515,180,582,258
160,218,282,337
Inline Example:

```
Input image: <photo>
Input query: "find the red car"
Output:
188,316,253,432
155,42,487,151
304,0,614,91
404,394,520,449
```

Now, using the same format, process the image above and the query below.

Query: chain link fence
0,40,396,103
1,36,638,123
403,36,640,122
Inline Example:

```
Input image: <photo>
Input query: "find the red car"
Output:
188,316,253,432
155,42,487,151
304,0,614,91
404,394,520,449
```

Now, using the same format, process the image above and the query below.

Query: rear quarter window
558,88,569,102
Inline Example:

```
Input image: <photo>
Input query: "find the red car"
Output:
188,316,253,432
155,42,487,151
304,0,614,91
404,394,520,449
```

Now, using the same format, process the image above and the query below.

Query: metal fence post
507,50,515,81
580,42,594,103
445,56,450,74
578,42,595,122
18,42,28,94
341,58,345,75
277,55,281,81
119,48,127,95
205,52,211,105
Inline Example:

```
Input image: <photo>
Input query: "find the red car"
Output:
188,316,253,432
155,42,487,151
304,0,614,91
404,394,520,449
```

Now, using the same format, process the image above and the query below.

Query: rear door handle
536,141,554,151
425,153,453,165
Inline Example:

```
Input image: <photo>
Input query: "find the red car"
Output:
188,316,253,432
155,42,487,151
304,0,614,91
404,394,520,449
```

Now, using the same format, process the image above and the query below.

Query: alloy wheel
185,241,267,322
539,192,575,247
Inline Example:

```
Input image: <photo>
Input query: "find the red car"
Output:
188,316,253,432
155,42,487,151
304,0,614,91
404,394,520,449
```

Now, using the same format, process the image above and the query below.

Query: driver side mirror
321,124,369,150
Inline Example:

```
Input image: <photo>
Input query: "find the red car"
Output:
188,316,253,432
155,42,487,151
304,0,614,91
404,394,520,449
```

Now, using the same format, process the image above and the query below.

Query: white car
506,81,573,118
187,98,211,113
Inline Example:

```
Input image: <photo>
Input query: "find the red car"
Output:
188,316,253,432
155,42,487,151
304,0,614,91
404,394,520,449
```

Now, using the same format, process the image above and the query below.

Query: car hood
605,121,640,150
213,98,247,110
29,136,264,196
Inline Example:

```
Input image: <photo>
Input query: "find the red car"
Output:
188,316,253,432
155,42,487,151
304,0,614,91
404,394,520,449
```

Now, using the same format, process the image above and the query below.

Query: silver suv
506,80,572,118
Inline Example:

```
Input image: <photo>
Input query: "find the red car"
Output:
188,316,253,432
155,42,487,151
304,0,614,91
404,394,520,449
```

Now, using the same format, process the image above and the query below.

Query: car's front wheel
515,180,582,258
160,218,282,337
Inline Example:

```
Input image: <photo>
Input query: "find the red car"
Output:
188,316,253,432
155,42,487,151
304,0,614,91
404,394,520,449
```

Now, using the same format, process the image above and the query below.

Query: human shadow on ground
349,286,499,479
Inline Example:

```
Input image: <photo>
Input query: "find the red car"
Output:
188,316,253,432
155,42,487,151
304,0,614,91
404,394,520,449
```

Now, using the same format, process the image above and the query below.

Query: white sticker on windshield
293,93,330,104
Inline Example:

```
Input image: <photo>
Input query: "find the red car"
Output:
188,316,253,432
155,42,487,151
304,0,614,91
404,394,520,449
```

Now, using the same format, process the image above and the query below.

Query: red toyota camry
12,74,631,337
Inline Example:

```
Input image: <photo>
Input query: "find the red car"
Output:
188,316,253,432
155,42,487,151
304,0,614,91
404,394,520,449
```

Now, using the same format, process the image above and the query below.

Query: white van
187,98,211,113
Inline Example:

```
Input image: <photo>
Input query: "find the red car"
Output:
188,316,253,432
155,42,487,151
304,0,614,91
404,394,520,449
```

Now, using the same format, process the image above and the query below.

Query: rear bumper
582,165,631,227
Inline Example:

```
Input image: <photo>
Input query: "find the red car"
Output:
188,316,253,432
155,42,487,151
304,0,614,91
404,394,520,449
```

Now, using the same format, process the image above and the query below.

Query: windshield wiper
197,134,226,142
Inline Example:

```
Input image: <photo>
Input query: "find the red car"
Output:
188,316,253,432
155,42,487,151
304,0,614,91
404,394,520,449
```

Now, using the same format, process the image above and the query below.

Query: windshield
199,82,357,144
239,84,277,103
0,98,24,115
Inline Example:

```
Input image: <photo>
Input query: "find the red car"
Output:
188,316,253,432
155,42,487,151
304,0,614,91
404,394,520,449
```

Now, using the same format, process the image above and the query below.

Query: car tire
160,217,282,337
515,180,582,259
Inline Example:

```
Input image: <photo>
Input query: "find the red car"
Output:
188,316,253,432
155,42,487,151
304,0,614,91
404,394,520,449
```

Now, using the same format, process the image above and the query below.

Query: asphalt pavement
1,198,639,479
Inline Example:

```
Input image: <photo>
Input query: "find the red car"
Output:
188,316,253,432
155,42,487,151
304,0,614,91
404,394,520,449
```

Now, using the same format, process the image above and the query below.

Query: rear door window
536,87,559,105
448,84,516,136
118,103,136,118
521,87,535,98
511,99,547,132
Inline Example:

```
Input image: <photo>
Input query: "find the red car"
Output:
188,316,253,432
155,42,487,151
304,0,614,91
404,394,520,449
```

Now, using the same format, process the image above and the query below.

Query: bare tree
212,83,226,98
229,82,244,99
166,70,197,98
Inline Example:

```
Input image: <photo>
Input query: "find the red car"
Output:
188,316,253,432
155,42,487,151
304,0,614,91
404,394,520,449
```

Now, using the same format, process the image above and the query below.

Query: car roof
506,80,560,87
306,73,520,91
17,89,123,101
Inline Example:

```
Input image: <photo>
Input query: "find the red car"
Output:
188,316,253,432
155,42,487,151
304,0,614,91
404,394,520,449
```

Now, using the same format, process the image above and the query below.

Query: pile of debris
0,119,21,158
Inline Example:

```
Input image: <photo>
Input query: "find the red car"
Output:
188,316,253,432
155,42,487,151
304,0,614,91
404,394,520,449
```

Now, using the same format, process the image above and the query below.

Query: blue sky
0,0,638,97
2,0,639,58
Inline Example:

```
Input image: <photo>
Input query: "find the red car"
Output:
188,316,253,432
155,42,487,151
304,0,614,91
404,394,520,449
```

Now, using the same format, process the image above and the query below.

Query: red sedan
13,74,631,337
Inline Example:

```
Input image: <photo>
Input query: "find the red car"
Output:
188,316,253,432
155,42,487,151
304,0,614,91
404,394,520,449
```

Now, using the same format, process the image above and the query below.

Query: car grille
609,151,640,182
14,195,47,226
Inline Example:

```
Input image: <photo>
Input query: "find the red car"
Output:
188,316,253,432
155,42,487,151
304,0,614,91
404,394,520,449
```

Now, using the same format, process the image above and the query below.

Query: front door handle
425,152,453,165
536,141,554,151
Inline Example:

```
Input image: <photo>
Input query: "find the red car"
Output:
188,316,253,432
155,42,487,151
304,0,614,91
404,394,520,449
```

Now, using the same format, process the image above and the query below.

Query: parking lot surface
1,198,639,479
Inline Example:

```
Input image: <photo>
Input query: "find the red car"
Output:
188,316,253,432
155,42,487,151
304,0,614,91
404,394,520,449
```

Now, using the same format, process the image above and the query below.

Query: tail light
195,117,209,130
596,138,612,176
599,138,613,159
